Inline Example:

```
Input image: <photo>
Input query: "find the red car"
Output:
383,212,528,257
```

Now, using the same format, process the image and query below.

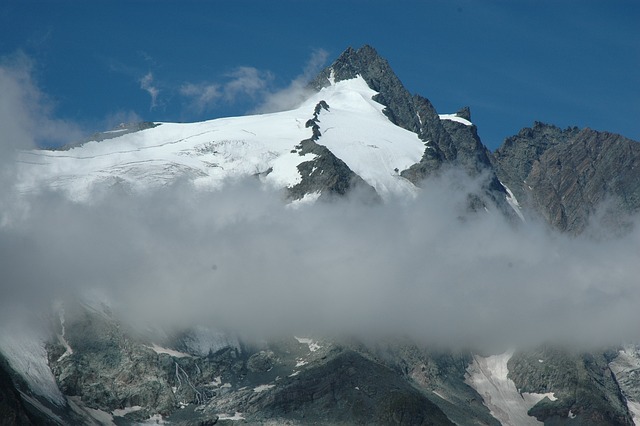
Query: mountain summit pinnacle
311,45,398,90
310,45,417,131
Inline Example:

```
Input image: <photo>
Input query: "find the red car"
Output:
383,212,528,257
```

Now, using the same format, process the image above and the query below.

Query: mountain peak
310,45,398,92
309,45,421,135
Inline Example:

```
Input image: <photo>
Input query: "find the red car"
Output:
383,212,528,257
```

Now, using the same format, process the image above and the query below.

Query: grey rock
312,46,514,217
247,351,276,373
287,101,381,203
248,346,455,425
492,123,640,233
370,341,501,426
507,347,634,425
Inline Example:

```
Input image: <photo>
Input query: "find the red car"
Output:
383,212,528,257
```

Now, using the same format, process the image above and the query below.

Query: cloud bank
2,52,639,351
2,171,640,349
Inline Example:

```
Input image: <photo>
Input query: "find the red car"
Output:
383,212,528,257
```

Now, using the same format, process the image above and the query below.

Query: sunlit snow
439,113,473,126
16,76,426,202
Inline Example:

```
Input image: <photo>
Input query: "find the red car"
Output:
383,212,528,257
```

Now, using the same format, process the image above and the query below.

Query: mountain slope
492,122,640,233
312,45,515,217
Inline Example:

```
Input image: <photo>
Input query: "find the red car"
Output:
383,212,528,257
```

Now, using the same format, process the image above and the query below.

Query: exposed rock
507,347,634,425
371,342,501,426
492,123,640,233
247,351,276,373
312,46,515,217
0,356,34,425
288,101,381,203
245,347,455,425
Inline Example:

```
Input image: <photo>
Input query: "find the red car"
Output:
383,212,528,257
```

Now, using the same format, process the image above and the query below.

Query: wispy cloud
2,167,640,349
0,52,83,150
179,82,221,113
180,66,272,113
140,72,160,110
223,66,272,101
255,48,328,113
179,49,327,115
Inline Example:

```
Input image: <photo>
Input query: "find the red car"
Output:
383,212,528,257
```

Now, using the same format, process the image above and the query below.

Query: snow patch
147,343,191,358
328,68,336,85
501,182,525,222
218,412,246,421
609,346,640,426
0,324,65,405
432,390,450,402
439,113,473,126
294,336,321,352
56,308,73,362
465,351,557,426
253,384,275,393
627,400,640,425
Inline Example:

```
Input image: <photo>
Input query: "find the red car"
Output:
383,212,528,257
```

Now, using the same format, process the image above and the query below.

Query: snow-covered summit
16,75,426,202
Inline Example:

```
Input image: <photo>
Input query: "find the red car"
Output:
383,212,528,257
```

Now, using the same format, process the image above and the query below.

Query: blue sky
1,0,638,150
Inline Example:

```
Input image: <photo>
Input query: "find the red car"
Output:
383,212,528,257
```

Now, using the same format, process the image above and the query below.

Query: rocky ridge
492,122,640,233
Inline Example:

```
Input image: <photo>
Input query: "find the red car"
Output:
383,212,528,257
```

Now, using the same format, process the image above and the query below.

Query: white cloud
180,82,221,113
223,66,272,101
179,48,327,115
255,48,329,113
180,67,271,113
0,52,84,150
3,50,639,351
140,72,160,109
2,170,640,350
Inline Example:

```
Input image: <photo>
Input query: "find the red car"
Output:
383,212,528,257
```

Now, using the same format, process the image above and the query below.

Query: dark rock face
0,356,33,426
251,348,455,425
371,342,501,426
492,122,640,233
508,347,634,425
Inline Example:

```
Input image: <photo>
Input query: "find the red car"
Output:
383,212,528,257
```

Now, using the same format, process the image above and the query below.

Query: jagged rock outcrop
507,347,634,425
492,122,640,233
